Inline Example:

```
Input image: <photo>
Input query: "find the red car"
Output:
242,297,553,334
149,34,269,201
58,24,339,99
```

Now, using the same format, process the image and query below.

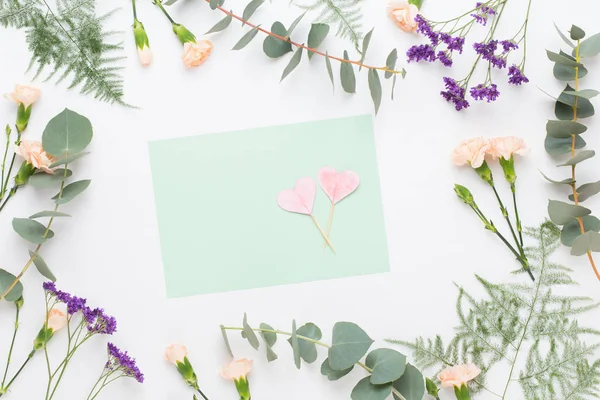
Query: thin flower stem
428,0,501,24
204,1,402,75
511,183,524,248
2,350,35,393
0,129,10,198
0,187,16,214
195,387,210,400
1,306,21,388
0,166,69,301
491,185,521,253
520,0,533,71
87,370,113,400
154,0,176,25
131,0,137,20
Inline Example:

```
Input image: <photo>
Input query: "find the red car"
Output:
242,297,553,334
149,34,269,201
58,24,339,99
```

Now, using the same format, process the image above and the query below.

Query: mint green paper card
148,115,389,298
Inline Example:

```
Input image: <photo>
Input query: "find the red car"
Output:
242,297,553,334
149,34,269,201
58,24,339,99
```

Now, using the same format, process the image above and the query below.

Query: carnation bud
14,296,24,310
221,359,253,400
454,184,474,205
173,24,197,45
453,383,472,400
33,309,68,350
474,161,494,186
425,377,440,399
133,19,152,67
14,161,35,186
498,155,517,184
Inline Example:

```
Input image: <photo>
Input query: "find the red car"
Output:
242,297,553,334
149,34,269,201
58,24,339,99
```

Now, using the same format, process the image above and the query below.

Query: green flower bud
5,124,11,136
498,156,517,184
33,326,54,351
14,296,24,310
453,383,472,400
474,161,494,186
233,377,251,400
425,377,439,399
173,24,197,45
14,161,35,186
133,19,150,50
454,184,474,205
16,103,32,133
176,357,199,388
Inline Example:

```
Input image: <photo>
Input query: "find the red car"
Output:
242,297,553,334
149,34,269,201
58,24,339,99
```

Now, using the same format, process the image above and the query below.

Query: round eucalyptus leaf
548,200,591,226
320,358,353,381
570,25,586,40
545,135,586,156
546,120,587,138
288,322,321,363
570,181,600,202
263,22,292,58
259,323,277,347
307,23,329,60
579,32,600,58
12,218,54,244
392,364,425,400
571,231,600,256
52,180,91,205
553,51,588,80
555,85,595,120
42,109,93,158
557,150,595,166
329,322,374,370
365,348,407,384
351,376,392,400
561,215,600,246
0,269,23,302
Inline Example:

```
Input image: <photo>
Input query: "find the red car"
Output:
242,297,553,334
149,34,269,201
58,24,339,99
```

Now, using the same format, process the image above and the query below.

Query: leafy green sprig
0,109,93,302
221,315,427,400
543,25,600,281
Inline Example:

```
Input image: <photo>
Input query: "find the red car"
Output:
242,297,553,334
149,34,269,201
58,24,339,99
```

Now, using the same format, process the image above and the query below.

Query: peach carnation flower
438,364,481,388
182,41,213,68
221,358,253,381
388,0,420,32
487,136,529,160
451,137,489,168
165,343,188,364
46,309,68,332
4,84,41,108
15,140,55,174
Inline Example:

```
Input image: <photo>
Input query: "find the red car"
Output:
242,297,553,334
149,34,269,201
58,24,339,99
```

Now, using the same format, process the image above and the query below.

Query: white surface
0,0,599,399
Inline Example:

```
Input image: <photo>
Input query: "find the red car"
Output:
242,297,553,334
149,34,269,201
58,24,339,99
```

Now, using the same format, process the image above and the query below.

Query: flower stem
520,0,533,71
3,350,35,394
195,387,210,400
0,127,10,199
1,306,21,389
154,0,176,25
131,0,138,20
511,183,524,248
491,185,521,251
204,0,402,75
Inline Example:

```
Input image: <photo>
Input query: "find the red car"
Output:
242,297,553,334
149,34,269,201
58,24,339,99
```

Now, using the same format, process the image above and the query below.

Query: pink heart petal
277,177,316,215
318,167,360,204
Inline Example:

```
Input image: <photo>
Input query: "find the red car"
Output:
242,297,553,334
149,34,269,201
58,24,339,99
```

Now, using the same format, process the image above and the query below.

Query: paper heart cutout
277,177,316,215
318,167,360,204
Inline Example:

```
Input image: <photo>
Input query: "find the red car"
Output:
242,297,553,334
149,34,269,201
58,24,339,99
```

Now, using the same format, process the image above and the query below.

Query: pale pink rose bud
438,364,481,388
165,343,188,364
137,47,153,67
451,137,489,168
46,309,68,332
4,84,41,108
220,358,253,381
182,41,213,68
486,136,529,160
15,140,56,174
387,0,419,32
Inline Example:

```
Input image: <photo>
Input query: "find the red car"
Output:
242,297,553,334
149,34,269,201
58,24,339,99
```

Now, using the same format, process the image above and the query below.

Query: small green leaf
546,50,583,67
233,26,261,50
28,169,72,188
368,69,382,114
340,51,356,94
263,22,292,58
28,251,56,281
557,150,595,166
561,215,600,246
205,13,233,34
546,120,587,138
280,47,303,82
12,218,54,244
571,231,600,256
570,25,586,40
553,51,588,80
42,109,93,158
286,12,306,37
259,323,277,346
52,180,91,204
540,171,575,185
220,325,234,358
570,181,600,202
291,319,301,369
307,23,329,60
554,23,575,48
548,200,591,225
0,269,23,302
392,364,425,400
563,89,600,99
385,49,398,79
325,51,334,91
579,32,600,58
329,322,374,370
288,322,321,363
242,0,263,24
49,152,89,168
29,211,71,219
545,135,586,156
359,28,374,71
425,377,439,398
555,84,595,120
242,313,260,350
321,357,353,381
351,377,392,400
365,349,407,385
209,0,224,10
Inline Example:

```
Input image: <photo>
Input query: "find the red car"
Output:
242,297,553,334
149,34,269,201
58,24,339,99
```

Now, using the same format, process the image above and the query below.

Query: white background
1,0,599,399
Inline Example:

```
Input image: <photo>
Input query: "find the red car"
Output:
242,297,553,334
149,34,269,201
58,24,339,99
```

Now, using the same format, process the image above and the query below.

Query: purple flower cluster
500,40,518,54
471,2,496,25
43,282,117,335
407,44,436,63
474,40,506,69
437,51,453,67
415,15,439,45
470,83,500,102
441,34,465,53
441,77,470,111
407,16,464,67
106,343,144,383
508,65,529,85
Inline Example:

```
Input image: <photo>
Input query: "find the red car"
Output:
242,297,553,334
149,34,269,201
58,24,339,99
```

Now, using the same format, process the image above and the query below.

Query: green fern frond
388,221,600,399
291,0,364,52
1,0,127,105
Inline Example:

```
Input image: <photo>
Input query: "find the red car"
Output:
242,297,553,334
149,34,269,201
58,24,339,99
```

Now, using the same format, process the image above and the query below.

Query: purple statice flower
106,343,144,383
470,83,500,102
415,15,439,45
440,33,466,54
407,44,437,63
508,65,529,85
85,307,117,335
471,2,496,25
66,296,87,315
500,40,519,54
474,40,506,69
437,51,453,67
44,282,81,311
441,77,470,111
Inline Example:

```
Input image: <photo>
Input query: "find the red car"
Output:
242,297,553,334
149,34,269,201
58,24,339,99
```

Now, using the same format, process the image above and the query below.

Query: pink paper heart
318,167,360,204
277,177,316,215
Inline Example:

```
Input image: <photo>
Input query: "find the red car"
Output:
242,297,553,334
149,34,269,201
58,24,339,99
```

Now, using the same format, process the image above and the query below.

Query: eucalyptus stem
1,306,21,388
221,326,408,400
